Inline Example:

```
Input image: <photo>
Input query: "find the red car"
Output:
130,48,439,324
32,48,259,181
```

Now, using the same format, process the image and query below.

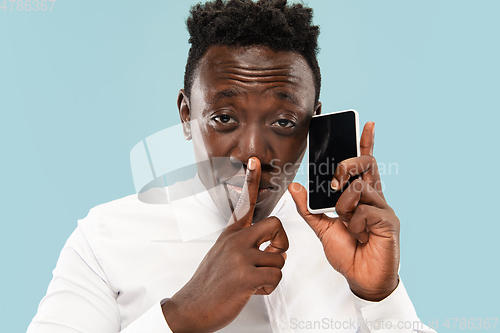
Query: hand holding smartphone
307,110,360,214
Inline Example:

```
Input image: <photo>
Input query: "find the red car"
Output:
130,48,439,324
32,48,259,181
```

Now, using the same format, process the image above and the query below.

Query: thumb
288,182,316,221
288,182,332,239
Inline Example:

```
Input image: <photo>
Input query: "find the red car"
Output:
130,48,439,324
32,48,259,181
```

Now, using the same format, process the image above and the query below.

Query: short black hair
184,0,321,105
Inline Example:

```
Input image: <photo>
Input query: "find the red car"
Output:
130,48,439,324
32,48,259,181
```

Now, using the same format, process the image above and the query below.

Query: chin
251,208,272,223
251,196,282,223
207,179,287,223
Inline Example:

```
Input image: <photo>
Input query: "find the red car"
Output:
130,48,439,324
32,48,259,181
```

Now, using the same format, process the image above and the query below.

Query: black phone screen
308,110,359,212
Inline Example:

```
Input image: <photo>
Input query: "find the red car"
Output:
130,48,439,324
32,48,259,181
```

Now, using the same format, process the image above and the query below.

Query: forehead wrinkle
224,66,294,75
207,78,303,111
209,73,306,109
218,64,298,80
216,68,300,86
227,66,293,70
195,46,315,109
219,76,298,85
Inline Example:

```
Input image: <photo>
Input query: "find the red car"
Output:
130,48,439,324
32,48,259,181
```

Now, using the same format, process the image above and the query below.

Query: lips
226,184,273,196
223,177,277,205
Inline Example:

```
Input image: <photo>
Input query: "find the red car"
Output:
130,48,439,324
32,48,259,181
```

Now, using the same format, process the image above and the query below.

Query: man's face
178,45,320,222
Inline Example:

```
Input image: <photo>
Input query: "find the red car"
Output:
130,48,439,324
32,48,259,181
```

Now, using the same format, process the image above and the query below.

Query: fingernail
248,158,256,171
331,178,339,191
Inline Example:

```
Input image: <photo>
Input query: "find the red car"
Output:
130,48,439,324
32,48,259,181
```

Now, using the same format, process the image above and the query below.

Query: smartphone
307,110,360,214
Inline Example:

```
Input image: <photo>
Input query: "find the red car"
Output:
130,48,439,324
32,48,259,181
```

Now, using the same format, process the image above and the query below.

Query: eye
212,114,238,124
273,119,296,128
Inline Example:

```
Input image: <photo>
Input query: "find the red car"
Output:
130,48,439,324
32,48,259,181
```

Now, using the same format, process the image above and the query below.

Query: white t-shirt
27,176,435,332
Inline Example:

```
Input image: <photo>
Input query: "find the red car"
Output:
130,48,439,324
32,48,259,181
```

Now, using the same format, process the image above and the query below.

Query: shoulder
78,186,183,245
77,177,214,245
84,177,198,222
89,192,144,215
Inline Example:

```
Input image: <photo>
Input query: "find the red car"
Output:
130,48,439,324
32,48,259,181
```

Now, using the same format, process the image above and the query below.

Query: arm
289,122,436,332
27,223,172,333
28,158,288,333
161,157,288,332
353,279,436,333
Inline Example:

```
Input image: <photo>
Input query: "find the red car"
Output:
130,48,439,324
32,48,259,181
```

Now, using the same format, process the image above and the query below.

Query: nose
230,124,273,168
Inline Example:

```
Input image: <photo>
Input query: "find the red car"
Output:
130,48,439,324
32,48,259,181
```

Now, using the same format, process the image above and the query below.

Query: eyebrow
212,88,242,104
275,91,300,107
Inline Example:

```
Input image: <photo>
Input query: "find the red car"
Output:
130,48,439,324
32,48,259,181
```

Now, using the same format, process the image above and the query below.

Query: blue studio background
2,0,499,332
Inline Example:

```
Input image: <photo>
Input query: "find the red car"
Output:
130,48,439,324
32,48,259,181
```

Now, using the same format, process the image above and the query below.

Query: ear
177,89,192,140
314,101,322,116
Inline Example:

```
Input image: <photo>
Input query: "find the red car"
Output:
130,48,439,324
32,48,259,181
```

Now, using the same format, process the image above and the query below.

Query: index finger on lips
226,157,261,231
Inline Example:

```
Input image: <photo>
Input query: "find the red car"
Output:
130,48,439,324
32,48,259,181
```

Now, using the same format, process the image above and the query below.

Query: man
28,1,435,332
